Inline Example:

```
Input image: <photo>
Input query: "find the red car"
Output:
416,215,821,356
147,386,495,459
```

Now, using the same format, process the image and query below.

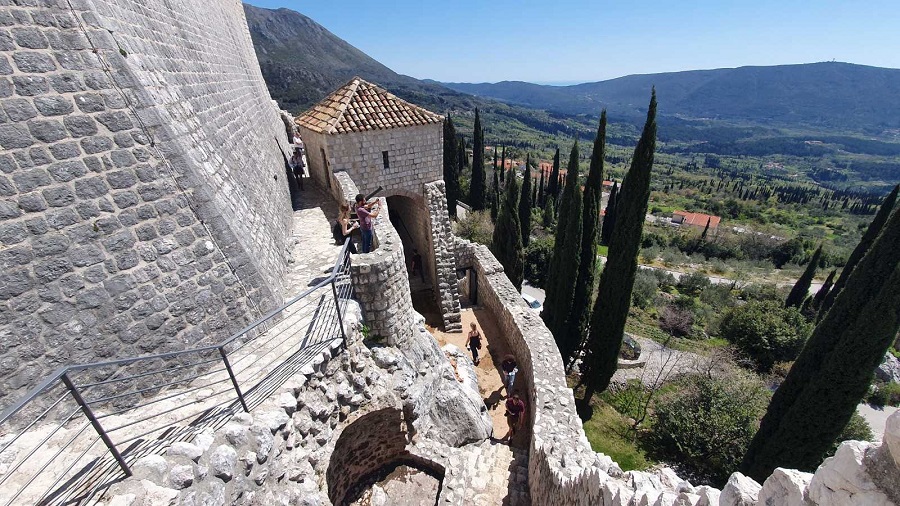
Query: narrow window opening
382,151,390,170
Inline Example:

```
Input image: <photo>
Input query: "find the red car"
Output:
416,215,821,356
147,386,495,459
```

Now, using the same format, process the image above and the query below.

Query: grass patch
582,402,654,472
597,245,609,257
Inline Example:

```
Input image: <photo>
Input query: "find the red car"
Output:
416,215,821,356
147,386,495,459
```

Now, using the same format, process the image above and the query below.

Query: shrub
827,412,874,458
868,382,900,407
719,300,812,372
677,271,711,297
659,304,694,338
739,283,785,303
650,372,769,486
453,210,493,246
523,236,554,288
632,270,659,309
699,284,736,310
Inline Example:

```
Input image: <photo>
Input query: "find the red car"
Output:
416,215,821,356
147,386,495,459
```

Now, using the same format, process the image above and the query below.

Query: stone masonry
425,180,462,332
0,0,292,407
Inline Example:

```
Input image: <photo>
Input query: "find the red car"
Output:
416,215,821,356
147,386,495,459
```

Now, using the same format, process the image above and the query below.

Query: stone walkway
283,179,345,298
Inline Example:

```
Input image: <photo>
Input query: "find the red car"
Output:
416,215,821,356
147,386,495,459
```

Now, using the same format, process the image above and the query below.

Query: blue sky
246,0,900,84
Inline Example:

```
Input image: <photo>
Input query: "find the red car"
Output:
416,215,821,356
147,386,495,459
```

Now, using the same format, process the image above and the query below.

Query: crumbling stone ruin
2,1,900,505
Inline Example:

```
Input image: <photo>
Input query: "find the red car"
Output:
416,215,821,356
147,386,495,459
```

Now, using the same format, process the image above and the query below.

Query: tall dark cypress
470,110,486,210
542,195,556,228
490,169,500,222
519,154,533,247
492,167,524,291
600,182,618,246
458,137,468,169
785,245,822,308
531,178,538,209
581,90,657,403
538,167,546,207
542,142,583,355
547,148,561,199
564,111,607,366
820,184,898,315
811,269,836,312
500,145,506,183
742,206,900,480
443,116,459,219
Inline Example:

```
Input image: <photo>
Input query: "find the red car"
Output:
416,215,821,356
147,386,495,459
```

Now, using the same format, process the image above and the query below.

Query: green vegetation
542,142,583,361
784,245,821,308
582,90,657,401
492,167,524,291
519,155,533,247
742,202,900,480
581,402,653,472
470,109,487,210
719,301,812,372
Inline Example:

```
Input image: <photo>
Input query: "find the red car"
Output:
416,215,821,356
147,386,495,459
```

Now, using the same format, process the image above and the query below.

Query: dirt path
429,307,530,448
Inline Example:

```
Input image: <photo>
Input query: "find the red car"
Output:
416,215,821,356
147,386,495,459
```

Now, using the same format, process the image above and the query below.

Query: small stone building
296,77,461,331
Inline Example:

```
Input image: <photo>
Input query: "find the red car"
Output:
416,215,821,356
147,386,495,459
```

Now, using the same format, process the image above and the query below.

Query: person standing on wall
465,322,483,365
355,194,379,254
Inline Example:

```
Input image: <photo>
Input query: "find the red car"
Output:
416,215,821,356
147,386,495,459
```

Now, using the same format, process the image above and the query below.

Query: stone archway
386,194,439,321
326,408,445,505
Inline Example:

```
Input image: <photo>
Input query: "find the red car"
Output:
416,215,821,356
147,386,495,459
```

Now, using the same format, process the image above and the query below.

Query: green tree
519,154,533,247
741,206,900,480
524,236,554,288
565,111,606,365
499,145,506,183
785,245,822,308
547,147,561,200
720,301,812,372
600,181,618,246
581,90,657,403
542,195,556,228
470,110,486,210
542,142,583,355
538,166,546,207
492,167,524,291
443,116,459,218
490,169,500,222
458,137,468,168
820,184,898,315
811,269,836,312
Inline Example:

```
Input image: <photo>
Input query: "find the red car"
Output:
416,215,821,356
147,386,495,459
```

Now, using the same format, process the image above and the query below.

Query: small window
382,151,390,170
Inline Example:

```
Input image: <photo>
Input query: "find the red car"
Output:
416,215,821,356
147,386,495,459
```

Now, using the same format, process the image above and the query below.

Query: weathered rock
136,480,178,506
209,444,237,482
758,467,813,506
876,353,900,384
131,455,168,486
719,472,760,506
808,440,893,506
166,442,202,462
168,464,194,490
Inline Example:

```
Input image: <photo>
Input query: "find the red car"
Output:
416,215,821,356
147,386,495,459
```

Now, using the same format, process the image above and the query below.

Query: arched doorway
385,194,441,325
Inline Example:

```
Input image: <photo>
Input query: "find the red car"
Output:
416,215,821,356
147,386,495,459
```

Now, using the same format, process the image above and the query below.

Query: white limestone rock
757,467,813,506
168,464,194,490
136,480,178,506
209,444,237,482
885,409,900,466
131,455,168,486
875,352,900,384
167,441,203,462
720,472,761,506
807,440,893,506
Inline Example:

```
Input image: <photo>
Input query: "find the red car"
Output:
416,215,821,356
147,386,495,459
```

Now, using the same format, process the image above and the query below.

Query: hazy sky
245,0,900,84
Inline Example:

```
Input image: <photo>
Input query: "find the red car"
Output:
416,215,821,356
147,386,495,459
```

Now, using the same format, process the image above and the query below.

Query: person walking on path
465,322,483,365
504,392,526,441
410,249,424,282
501,355,518,394
355,193,379,253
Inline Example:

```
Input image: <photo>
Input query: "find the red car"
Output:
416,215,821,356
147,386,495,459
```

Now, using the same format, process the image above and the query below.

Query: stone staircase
440,440,530,506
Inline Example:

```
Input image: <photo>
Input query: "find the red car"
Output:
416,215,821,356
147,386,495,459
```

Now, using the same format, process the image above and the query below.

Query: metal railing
0,241,353,506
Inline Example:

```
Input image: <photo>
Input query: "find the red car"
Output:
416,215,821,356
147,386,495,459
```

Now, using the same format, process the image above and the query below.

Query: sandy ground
428,306,531,448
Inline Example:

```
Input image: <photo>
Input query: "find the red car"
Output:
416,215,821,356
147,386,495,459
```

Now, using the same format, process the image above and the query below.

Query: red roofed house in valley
671,211,721,231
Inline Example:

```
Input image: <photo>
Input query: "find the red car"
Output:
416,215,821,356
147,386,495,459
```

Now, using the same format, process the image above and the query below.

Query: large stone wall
0,0,292,407
455,237,900,506
424,180,462,332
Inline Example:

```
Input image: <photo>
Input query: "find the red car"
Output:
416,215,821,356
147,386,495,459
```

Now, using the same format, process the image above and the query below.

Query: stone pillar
424,181,463,332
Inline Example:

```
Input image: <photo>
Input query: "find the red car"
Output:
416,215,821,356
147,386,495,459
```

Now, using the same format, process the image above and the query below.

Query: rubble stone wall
424,180,462,332
0,0,291,407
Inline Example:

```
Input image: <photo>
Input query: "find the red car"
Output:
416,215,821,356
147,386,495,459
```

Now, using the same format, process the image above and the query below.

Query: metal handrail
0,240,353,506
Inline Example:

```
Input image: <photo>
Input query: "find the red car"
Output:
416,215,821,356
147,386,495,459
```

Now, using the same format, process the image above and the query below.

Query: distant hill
244,4,477,114
443,63,900,133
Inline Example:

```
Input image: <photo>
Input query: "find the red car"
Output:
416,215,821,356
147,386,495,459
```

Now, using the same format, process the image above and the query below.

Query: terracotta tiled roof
672,210,721,228
295,77,443,134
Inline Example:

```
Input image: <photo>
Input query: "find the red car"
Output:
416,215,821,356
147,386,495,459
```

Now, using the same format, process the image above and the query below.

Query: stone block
3,98,38,121
12,52,56,73
34,96,73,116
12,75,49,96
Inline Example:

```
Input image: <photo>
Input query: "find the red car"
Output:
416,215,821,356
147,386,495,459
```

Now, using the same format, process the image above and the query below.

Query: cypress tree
785,245,822,308
542,195,556,228
542,142,583,352
490,169,500,222
581,90,657,403
811,269,836,312
492,167,524,291
741,206,900,480
458,137,468,169
470,110,486,210
519,154,533,247
531,178,538,209
547,148,561,199
500,145,506,183
443,116,459,219
820,184,898,315
538,167,546,207
564,111,607,366
600,182,618,246
700,217,711,240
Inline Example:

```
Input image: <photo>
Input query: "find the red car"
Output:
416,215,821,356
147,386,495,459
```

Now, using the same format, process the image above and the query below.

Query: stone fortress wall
0,0,293,407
